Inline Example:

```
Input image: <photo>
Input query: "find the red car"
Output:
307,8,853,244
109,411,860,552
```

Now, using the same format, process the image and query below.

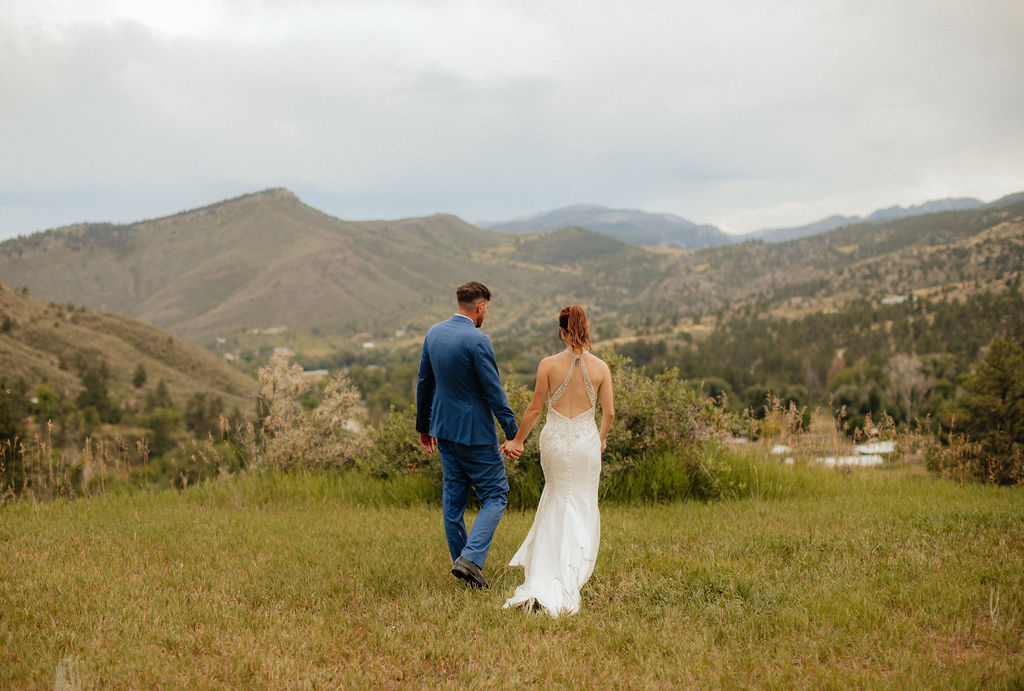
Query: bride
500,305,614,616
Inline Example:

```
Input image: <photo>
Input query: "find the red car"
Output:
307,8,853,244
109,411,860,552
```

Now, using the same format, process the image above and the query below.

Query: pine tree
961,340,1024,484
133,363,147,389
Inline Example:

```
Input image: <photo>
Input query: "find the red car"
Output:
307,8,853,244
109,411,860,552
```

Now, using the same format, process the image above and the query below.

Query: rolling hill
2,188,1022,358
0,282,257,412
640,199,1024,323
0,190,661,344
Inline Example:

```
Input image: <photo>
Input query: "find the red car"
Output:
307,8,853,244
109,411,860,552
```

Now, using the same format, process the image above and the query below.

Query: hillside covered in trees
2,189,1021,480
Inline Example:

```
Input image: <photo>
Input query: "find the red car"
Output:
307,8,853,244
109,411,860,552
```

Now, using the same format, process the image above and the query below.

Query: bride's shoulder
538,353,561,369
584,351,611,372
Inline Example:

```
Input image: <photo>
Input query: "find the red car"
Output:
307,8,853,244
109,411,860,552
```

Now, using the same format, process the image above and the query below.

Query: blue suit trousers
437,439,509,568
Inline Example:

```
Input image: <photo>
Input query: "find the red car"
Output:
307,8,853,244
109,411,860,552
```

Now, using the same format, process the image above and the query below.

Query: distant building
854,441,895,455
301,369,329,379
817,455,884,467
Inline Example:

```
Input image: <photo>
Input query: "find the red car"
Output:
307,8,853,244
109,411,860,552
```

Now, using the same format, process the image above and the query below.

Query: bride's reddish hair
559,305,591,353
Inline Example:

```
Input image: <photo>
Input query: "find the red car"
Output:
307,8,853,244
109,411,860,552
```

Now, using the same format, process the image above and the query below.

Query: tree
76,369,119,424
0,380,28,493
883,353,934,424
140,408,182,458
33,382,63,424
145,379,173,411
185,392,224,438
133,363,147,389
960,340,1024,484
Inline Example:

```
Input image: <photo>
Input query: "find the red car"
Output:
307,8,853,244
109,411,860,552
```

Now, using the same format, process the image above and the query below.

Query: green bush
359,404,439,482
600,350,737,463
247,350,780,508
502,351,743,508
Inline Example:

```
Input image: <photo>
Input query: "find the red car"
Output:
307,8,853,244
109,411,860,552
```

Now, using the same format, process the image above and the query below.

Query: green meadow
3,459,1022,688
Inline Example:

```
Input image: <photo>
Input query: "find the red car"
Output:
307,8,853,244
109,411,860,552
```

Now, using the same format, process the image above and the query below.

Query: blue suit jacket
416,315,518,446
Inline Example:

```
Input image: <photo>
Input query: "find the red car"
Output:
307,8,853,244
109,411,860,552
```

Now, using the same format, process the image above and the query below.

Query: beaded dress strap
548,350,597,407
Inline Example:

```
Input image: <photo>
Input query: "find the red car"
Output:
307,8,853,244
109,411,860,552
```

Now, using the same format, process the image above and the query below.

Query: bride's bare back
505,344,614,457
546,350,600,418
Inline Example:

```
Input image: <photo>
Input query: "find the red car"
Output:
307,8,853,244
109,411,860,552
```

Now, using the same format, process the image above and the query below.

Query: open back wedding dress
503,350,601,616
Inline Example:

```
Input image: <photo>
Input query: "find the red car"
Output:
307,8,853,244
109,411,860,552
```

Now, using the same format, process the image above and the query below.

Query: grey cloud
1,0,1023,238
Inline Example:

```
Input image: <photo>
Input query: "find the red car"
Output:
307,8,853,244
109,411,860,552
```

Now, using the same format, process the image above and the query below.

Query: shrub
499,350,740,508
358,404,439,481
600,350,737,463
251,353,366,471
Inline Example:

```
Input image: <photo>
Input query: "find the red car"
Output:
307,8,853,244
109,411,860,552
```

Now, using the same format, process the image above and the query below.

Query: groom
416,281,518,588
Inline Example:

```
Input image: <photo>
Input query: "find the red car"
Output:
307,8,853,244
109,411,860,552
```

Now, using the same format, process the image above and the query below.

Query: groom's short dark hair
456,281,491,306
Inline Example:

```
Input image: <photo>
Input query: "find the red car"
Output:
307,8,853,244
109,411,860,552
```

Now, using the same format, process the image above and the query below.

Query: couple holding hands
416,281,614,616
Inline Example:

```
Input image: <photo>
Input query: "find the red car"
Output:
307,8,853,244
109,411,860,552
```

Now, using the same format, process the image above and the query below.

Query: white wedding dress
503,350,601,616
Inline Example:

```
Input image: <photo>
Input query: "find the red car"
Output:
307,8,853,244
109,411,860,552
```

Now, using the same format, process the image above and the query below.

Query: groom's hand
418,433,436,453
502,440,523,460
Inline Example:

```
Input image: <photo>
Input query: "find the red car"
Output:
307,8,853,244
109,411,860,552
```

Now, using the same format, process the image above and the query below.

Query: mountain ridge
0,190,650,343
484,195,1010,248
2,188,1022,354
481,204,733,249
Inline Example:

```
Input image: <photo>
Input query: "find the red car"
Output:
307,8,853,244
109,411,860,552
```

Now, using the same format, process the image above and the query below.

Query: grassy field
2,463,1022,688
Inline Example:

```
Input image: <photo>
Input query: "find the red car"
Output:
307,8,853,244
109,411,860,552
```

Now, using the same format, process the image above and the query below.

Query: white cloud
1,0,1022,238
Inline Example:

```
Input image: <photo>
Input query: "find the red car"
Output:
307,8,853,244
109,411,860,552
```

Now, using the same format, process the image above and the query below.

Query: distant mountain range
750,197,988,243
0,189,658,342
481,205,733,249
2,188,1023,355
483,193,1023,248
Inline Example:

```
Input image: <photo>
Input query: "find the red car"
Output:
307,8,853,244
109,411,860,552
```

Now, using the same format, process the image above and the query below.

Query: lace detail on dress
504,352,602,617
548,350,596,408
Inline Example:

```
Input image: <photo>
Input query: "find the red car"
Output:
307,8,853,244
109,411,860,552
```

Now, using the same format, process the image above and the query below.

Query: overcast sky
2,0,1023,240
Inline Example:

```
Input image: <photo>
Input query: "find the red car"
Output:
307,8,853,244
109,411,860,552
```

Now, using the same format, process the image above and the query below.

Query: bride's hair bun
559,305,591,353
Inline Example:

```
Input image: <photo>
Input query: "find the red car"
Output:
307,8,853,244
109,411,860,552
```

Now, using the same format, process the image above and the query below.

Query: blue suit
417,314,518,568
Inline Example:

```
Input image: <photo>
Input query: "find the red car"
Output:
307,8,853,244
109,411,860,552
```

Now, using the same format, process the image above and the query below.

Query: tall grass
2,466,1021,687
598,444,821,505
0,425,138,502
0,424,240,504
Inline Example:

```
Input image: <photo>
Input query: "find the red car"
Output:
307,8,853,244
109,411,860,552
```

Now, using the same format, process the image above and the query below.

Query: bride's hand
502,440,524,460
600,438,607,453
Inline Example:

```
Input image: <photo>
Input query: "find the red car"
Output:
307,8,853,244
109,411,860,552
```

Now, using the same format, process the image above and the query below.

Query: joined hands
501,439,524,460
